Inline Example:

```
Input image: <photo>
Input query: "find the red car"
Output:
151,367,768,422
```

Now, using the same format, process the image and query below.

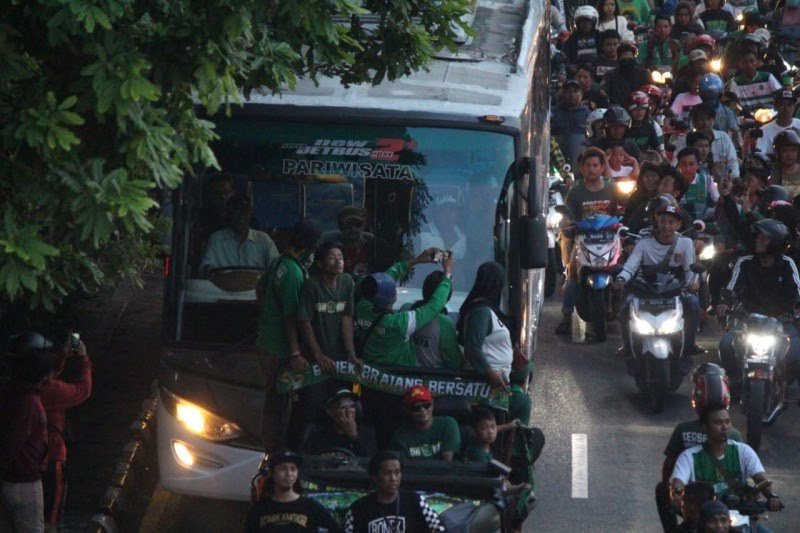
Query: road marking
138,482,174,533
571,433,588,498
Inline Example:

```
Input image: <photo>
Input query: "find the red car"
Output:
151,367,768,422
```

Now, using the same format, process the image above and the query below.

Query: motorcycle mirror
692,220,706,232
689,263,706,274
617,226,630,238
611,265,624,276
554,205,569,215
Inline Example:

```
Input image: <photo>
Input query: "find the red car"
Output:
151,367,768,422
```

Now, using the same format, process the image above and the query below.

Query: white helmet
574,5,599,22
585,108,606,138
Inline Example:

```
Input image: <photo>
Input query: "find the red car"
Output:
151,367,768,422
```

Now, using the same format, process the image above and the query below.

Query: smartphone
71,332,80,349
432,250,444,263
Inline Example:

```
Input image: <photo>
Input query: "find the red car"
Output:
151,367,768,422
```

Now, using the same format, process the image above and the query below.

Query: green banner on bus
276,360,509,410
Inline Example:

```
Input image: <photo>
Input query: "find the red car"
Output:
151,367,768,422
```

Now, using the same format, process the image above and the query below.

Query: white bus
158,0,551,502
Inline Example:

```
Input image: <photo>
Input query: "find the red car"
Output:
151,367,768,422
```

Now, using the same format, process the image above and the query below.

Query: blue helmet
699,74,723,98
364,272,397,309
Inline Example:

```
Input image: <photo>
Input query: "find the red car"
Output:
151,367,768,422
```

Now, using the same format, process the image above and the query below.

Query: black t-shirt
344,490,444,533
303,423,377,457
243,496,343,532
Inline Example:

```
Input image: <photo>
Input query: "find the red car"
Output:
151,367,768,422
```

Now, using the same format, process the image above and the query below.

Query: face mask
619,58,635,70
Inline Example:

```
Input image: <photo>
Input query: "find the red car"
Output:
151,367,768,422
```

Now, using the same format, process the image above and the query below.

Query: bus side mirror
519,215,548,269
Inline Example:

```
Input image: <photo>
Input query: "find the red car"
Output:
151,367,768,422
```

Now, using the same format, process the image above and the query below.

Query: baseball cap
688,49,707,62
563,79,581,90
774,89,797,103
403,385,433,406
339,206,367,222
326,389,359,408
268,450,303,469
753,28,770,44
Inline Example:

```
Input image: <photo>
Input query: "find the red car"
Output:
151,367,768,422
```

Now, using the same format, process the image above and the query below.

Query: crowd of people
551,0,797,531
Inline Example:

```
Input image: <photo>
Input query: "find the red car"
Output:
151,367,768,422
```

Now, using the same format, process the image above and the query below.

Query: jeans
562,277,579,314
620,293,700,355
0,480,44,533
719,323,800,385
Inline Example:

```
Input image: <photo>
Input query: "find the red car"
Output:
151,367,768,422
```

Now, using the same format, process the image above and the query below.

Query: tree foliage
0,0,471,310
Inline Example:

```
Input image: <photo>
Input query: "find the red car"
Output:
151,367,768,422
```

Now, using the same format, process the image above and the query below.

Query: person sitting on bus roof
407,271,464,370
256,220,321,452
199,194,278,274
322,206,376,277
419,194,467,260
300,389,377,457
389,385,460,461
355,248,453,367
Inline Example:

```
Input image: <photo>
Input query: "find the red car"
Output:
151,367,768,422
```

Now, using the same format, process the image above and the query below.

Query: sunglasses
407,402,432,412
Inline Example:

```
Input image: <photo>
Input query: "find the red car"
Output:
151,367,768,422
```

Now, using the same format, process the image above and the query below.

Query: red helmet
628,91,650,110
638,84,665,102
691,363,730,418
691,34,716,50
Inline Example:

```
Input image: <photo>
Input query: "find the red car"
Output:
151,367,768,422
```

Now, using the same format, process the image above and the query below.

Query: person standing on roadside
7,332,93,531
257,220,321,453
344,451,444,533
0,344,55,533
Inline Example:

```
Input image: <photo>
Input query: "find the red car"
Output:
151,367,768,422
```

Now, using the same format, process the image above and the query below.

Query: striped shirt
726,72,782,113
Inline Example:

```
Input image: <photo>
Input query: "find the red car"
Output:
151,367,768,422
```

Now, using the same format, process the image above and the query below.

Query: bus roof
244,0,543,125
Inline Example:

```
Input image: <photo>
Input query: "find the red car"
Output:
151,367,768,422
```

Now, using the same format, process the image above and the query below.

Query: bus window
169,120,514,344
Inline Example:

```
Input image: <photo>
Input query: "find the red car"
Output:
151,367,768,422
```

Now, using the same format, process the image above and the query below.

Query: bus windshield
172,120,515,345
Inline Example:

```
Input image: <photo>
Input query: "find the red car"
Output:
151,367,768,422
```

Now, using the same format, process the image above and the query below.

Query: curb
88,382,159,533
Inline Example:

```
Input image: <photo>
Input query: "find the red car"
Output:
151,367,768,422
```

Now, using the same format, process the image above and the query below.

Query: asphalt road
140,295,800,532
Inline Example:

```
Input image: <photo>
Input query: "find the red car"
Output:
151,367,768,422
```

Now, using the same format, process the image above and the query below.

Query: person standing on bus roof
256,220,321,453
199,194,278,274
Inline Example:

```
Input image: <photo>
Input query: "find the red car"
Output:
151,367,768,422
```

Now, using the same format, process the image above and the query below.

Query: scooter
558,208,623,341
545,171,569,297
725,305,796,451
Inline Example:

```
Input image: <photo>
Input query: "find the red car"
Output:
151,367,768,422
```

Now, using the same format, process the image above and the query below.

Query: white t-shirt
619,235,696,285
671,440,765,496
757,118,800,154
597,16,635,43
670,93,703,123
671,129,740,177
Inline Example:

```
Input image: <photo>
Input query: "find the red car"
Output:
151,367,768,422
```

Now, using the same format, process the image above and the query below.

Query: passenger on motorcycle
756,89,800,154
626,91,666,155
563,6,600,65
556,147,625,336
614,201,700,361
676,146,721,221
639,15,681,71
687,131,716,178
605,144,641,182
698,73,742,145
623,163,665,230
576,64,611,110
673,104,740,177
670,406,783,509
699,0,737,33
595,30,622,81
670,71,703,124
725,48,782,114
770,128,800,198
602,43,651,106
552,79,591,169
769,0,800,36
596,0,635,43
716,219,800,388
655,363,744,532
672,2,706,41
593,106,645,161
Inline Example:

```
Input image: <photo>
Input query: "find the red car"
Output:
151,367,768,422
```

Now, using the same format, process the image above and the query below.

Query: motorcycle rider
716,219,800,391
626,91,666,156
770,128,800,199
639,15,681,72
556,147,625,338
563,6,600,65
725,47,782,114
614,200,700,365
756,89,800,155
603,43,651,106
552,79,590,169
671,104,740,178
655,363,744,531
593,106,644,161
698,73,742,147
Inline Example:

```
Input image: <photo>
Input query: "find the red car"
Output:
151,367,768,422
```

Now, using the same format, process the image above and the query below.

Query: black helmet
691,363,730,418
752,218,789,254
645,193,677,216
757,185,790,210
603,106,632,128
7,331,53,354
773,129,800,151
742,152,772,180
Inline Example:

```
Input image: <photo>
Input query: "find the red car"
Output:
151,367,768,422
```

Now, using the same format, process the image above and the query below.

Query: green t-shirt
297,274,355,359
617,0,651,23
673,441,764,498
509,385,532,427
411,313,464,370
355,262,453,367
663,419,743,458
465,444,493,463
256,255,306,356
389,416,461,459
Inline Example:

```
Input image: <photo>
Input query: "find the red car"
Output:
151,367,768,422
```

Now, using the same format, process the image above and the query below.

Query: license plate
639,298,676,313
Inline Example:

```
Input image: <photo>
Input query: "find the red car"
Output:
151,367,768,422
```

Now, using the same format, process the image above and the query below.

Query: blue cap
368,272,397,309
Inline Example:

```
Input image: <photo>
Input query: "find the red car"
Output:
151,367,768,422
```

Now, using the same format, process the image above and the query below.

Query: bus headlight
162,389,243,442
746,333,775,356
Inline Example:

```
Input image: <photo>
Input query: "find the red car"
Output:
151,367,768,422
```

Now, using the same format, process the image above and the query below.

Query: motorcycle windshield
576,214,621,233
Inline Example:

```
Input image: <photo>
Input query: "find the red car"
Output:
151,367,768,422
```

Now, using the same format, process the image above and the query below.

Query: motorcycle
546,171,569,297
558,209,623,341
725,306,796,451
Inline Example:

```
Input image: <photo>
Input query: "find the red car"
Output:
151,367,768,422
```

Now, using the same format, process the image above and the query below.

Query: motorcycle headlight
657,311,682,335
746,333,775,356
699,244,715,261
161,389,243,442
616,180,636,195
632,310,656,334
547,211,563,227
